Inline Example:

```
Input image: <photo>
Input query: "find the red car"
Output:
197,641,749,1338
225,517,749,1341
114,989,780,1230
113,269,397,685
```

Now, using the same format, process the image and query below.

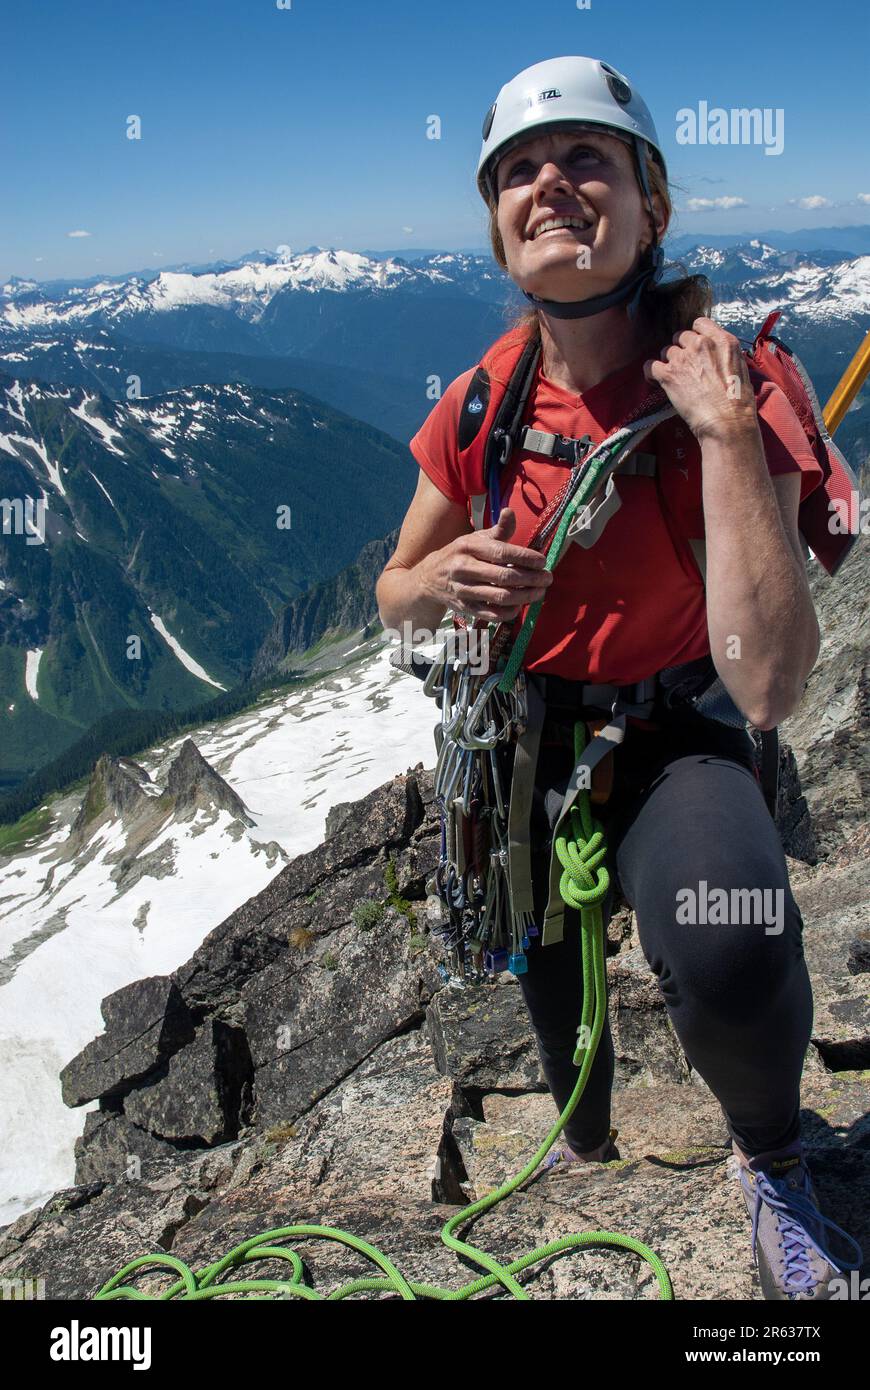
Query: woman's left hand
643,318,758,443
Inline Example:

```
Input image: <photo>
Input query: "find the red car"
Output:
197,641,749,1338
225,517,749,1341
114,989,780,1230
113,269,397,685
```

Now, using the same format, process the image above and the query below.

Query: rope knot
555,722,611,912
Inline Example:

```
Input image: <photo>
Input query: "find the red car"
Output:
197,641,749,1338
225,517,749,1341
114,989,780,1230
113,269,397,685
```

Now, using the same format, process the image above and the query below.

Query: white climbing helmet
475,56,668,320
476,55,667,205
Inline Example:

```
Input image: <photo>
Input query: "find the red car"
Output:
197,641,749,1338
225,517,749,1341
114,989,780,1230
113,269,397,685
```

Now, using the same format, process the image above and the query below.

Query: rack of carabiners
421,621,534,980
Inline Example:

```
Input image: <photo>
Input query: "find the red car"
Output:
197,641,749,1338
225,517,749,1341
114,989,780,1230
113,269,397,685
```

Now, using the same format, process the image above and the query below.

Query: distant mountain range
369,226,870,259
0,249,512,445
3,239,868,442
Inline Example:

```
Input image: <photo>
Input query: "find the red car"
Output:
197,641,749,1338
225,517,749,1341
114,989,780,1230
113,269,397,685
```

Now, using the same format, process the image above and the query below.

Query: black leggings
516,702,813,1159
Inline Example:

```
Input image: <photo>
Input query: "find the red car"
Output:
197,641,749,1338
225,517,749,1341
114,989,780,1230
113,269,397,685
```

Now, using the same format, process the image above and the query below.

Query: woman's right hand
418,508,554,624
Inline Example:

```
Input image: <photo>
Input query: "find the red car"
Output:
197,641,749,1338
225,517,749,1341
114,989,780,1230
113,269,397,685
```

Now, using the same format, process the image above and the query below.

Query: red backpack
453,309,861,577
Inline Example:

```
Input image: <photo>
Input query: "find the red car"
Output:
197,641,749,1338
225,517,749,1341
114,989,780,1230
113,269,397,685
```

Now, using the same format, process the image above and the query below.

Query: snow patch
88,470,117,511
148,610,227,690
0,638,439,1222
69,396,126,456
4,383,27,423
24,648,43,700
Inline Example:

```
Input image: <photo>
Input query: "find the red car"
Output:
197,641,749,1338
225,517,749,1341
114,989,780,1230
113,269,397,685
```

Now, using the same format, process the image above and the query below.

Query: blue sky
4,0,869,281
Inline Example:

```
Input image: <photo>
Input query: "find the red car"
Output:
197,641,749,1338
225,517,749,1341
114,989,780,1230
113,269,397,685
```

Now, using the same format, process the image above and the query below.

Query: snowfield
0,638,440,1225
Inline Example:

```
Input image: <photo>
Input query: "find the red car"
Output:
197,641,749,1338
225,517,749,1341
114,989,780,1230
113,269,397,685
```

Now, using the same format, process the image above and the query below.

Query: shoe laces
542,1148,569,1171
542,1128,618,1170
748,1164,863,1294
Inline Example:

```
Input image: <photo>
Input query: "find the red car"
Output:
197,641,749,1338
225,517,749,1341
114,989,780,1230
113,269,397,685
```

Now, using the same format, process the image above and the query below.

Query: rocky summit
0,548,867,1302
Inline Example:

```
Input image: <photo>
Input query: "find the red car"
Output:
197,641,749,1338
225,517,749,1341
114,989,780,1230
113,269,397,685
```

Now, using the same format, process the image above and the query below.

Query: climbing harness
394,335,766,982
93,719,672,1301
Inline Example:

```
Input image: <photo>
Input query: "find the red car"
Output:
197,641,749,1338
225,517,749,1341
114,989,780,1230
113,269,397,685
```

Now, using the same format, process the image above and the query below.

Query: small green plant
321,950,339,971
306,887,323,904
263,1122,298,1145
408,933,429,956
352,899,384,931
384,854,417,928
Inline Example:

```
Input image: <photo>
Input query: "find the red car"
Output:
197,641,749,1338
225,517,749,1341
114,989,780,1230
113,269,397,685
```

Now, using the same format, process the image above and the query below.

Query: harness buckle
612,676,659,722
569,433,593,466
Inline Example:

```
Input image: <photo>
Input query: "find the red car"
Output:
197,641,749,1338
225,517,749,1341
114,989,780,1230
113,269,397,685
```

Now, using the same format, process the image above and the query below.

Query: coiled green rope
93,721,672,1302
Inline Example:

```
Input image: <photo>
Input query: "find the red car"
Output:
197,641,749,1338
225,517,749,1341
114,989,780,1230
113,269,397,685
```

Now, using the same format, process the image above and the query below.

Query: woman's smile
532,224,594,241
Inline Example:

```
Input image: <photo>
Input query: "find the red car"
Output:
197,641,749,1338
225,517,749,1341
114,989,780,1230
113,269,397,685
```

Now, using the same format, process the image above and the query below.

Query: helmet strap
520,137,664,321
522,243,663,320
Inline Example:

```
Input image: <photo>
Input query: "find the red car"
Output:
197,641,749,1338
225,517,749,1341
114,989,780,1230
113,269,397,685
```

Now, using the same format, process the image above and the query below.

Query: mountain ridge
0,368,416,785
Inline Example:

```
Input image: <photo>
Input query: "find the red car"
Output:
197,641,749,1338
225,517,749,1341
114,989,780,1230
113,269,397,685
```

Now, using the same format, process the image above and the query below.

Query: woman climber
375,55,863,1301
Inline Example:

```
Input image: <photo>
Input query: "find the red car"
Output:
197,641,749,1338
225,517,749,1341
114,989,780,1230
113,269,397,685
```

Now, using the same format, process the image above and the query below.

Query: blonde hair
486,143,712,351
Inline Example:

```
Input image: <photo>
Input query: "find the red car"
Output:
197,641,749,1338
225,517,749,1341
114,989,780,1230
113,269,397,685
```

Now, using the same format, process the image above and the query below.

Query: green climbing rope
93,721,672,1302
497,435,628,695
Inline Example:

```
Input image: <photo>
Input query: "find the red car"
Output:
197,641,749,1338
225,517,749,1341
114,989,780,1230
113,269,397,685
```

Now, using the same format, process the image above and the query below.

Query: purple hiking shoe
736,1145,864,1300
542,1127,621,1171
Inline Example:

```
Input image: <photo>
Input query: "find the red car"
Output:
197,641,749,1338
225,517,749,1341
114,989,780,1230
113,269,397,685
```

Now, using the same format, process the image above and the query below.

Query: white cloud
857,193,870,205
67,230,92,238
789,195,833,210
682,196,748,212
402,226,414,233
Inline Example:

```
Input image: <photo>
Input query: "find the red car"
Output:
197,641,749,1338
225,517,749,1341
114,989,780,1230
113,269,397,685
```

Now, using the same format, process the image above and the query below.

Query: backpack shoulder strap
745,310,861,576
459,331,669,533
455,329,541,530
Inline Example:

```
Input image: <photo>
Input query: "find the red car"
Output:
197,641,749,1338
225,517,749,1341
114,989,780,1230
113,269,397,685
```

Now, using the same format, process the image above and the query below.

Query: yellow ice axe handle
824,327,870,435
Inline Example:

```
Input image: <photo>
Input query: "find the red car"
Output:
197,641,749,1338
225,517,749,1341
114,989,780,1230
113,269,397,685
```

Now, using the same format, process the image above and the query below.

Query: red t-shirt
408,349,824,683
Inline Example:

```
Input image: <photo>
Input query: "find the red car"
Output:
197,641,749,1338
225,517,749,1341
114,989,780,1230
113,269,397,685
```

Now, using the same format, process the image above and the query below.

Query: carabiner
461,671,504,749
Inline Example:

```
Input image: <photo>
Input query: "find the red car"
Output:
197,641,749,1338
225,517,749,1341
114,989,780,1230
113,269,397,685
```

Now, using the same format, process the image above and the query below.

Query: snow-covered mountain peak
0,248,454,339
